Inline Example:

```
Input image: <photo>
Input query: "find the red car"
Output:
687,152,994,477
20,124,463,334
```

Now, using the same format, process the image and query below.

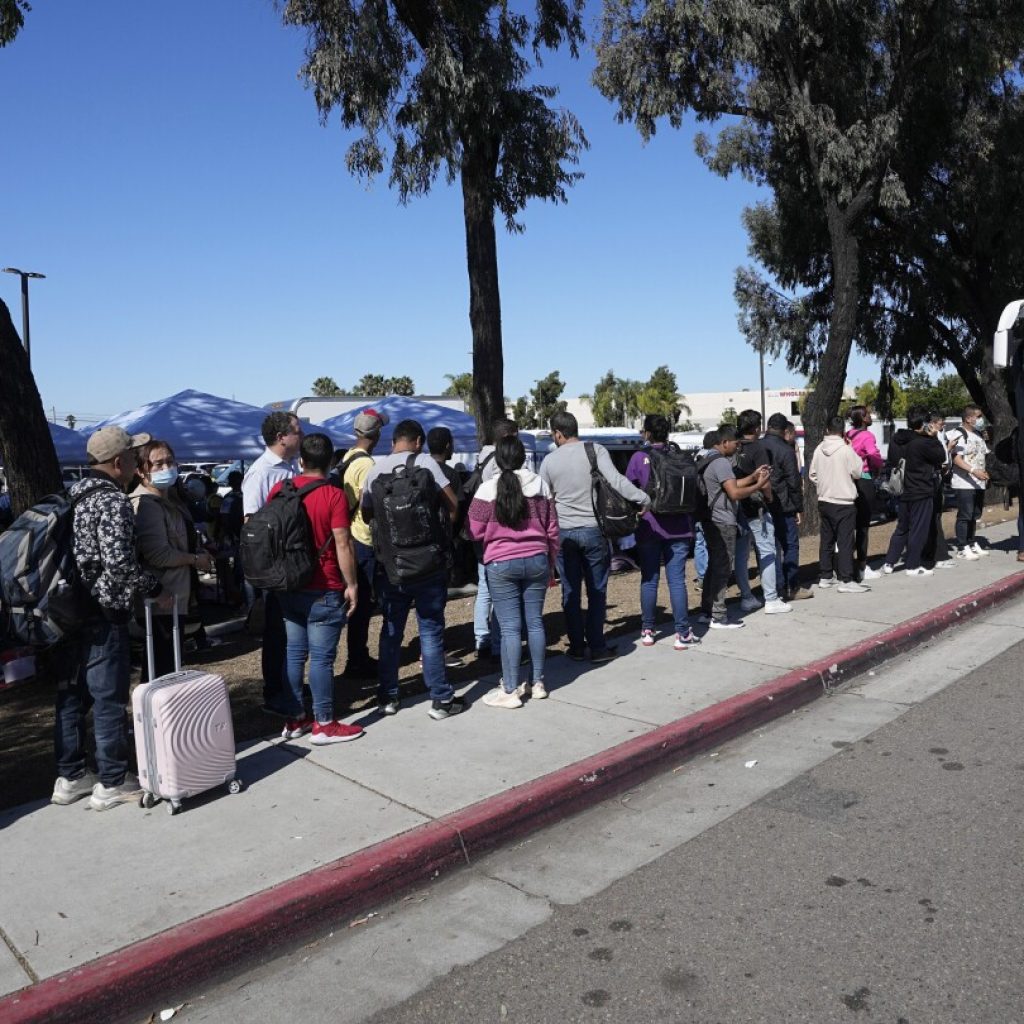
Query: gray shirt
241,448,299,516
703,453,739,527
539,440,649,531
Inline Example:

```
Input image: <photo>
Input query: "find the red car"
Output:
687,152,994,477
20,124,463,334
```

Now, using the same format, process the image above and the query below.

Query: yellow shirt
342,449,374,547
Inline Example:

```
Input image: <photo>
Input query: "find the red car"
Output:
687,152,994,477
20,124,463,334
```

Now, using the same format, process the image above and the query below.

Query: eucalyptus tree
284,0,587,443
595,0,1024,521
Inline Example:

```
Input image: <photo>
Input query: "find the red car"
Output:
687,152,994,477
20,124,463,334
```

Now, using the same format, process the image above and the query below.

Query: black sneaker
567,648,586,662
476,646,499,661
261,703,290,719
380,697,401,716
428,696,467,720
590,646,617,664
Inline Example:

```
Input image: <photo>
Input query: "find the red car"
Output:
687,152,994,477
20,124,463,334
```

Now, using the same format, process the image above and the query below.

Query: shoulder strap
405,453,419,475
479,452,495,472
293,479,329,498
341,450,371,482
584,442,599,477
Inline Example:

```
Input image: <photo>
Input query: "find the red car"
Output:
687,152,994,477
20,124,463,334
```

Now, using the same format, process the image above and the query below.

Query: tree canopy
581,366,690,427
283,0,587,442
596,0,1024,525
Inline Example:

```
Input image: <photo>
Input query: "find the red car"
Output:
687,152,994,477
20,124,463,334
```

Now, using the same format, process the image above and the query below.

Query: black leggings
853,478,875,566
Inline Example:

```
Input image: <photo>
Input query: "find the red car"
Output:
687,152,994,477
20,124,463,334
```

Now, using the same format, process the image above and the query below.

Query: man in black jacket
882,407,947,576
762,414,811,601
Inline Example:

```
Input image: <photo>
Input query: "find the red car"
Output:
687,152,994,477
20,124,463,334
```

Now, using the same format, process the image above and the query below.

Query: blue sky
2,1,883,427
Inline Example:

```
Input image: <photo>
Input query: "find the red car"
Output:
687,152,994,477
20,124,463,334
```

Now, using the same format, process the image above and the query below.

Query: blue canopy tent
49,422,89,465
83,389,276,462
321,397,490,453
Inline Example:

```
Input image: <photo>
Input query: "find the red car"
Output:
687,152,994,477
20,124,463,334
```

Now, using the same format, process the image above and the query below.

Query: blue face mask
150,467,179,489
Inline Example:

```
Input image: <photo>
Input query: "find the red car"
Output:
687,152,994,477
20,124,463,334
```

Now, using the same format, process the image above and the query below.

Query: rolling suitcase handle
144,596,181,679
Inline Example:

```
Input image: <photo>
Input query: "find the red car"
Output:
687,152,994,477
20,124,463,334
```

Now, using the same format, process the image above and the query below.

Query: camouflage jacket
70,475,161,613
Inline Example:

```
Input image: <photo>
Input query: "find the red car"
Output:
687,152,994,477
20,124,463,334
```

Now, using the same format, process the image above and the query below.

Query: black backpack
693,451,724,524
732,439,767,512
643,443,698,515
585,442,643,539
0,487,100,647
240,479,332,591
370,454,451,585
459,451,494,543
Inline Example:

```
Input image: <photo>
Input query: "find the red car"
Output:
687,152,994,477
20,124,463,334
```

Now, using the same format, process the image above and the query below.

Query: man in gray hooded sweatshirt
809,416,867,592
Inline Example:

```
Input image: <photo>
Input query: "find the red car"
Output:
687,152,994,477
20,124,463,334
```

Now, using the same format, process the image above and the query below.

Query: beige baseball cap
87,426,152,464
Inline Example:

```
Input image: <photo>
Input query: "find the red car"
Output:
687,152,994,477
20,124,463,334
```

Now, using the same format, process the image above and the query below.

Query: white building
561,388,812,432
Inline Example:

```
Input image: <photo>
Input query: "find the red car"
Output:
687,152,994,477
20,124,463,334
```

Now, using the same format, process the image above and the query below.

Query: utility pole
2,267,46,367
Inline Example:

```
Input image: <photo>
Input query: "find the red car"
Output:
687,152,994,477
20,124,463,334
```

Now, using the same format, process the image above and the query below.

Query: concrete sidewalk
2,520,1022,1023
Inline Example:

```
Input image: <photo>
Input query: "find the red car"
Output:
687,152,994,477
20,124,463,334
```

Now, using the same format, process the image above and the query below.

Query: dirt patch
1,506,1014,811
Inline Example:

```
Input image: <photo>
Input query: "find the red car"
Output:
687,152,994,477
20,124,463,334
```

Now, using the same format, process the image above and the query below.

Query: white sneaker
972,542,989,557
709,619,745,630
482,687,523,709
515,680,548,700
957,547,980,561
905,567,934,577
837,581,870,593
763,599,792,615
934,559,956,569
88,773,142,811
640,629,656,647
882,564,895,575
860,565,882,580
817,576,836,588
51,772,99,806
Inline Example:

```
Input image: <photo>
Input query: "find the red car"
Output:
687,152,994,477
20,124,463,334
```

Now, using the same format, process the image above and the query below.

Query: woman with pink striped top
468,436,560,708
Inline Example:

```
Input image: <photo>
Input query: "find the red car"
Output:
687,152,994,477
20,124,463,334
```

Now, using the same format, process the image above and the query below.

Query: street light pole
2,267,46,367
759,347,766,424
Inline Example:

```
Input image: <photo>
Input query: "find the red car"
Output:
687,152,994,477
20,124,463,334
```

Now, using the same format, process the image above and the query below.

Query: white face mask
975,417,985,429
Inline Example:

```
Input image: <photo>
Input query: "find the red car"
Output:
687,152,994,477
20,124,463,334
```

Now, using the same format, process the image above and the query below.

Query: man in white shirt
241,411,303,715
947,403,990,559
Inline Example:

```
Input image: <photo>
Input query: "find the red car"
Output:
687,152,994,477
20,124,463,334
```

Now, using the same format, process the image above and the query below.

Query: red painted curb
4,571,1022,1024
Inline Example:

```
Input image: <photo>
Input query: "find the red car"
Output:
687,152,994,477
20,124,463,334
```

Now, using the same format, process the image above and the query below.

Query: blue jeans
346,539,376,666
486,554,549,692
376,571,452,704
279,589,348,722
637,537,692,634
54,619,132,786
694,523,708,580
557,526,610,655
473,559,500,654
735,509,779,602
774,511,800,594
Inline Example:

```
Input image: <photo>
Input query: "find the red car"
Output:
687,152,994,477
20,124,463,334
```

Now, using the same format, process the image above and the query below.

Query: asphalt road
180,614,1024,1024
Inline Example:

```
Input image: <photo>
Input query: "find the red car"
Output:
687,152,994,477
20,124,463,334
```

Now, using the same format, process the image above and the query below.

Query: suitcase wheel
139,792,159,810
167,800,183,815
228,779,243,795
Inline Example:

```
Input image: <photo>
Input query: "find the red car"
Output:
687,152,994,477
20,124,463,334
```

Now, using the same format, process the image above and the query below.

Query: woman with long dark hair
468,436,559,708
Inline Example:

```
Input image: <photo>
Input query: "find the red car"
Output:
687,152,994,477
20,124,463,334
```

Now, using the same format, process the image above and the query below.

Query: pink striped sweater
467,468,560,565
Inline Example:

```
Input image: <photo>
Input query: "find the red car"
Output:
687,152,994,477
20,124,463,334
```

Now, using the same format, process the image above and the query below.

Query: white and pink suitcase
132,599,241,814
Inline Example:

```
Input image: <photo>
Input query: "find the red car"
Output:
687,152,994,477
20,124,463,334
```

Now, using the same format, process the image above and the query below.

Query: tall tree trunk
800,207,861,534
461,138,505,446
0,299,62,516
943,341,1016,444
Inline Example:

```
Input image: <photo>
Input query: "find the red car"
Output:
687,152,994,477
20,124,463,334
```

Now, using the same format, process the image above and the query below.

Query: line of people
46,399,1007,811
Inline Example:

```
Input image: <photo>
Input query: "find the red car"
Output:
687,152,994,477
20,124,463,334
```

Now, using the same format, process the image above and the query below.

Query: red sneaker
311,720,365,745
281,715,312,740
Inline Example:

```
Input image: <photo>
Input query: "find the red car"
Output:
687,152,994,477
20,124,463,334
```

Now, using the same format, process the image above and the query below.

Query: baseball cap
87,426,152,464
353,408,390,437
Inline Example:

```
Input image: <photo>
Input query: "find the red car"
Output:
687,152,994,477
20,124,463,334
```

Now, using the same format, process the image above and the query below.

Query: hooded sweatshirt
468,467,560,565
809,435,863,505
886,428,945,502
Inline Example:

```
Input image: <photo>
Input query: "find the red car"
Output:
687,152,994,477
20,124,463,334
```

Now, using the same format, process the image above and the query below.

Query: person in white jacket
809,417,868,593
